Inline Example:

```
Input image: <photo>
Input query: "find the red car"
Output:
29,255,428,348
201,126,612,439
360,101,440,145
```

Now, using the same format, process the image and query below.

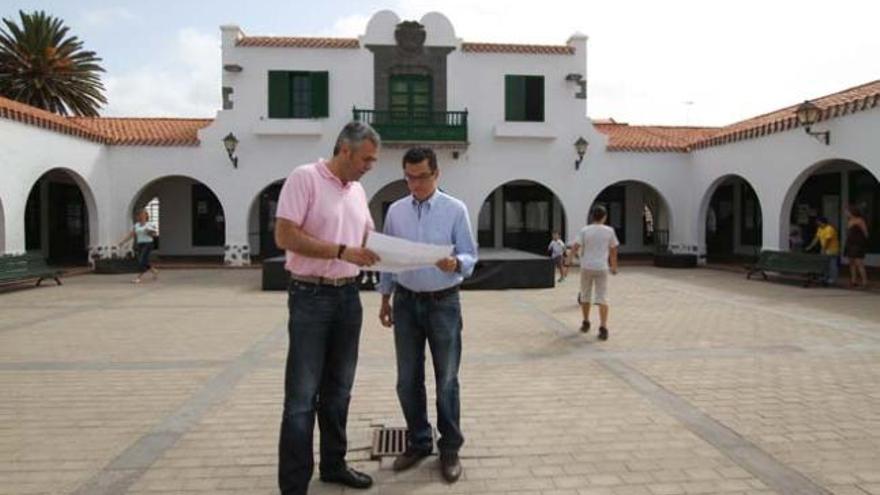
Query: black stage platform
261,248,554,291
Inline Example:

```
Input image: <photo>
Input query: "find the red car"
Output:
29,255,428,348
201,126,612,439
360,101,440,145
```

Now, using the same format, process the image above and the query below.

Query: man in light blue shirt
377,147,477,483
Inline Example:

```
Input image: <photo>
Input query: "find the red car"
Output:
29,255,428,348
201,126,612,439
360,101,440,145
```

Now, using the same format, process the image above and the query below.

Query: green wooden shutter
527,76,545,122
310,71,329,118
505,75,526,121
268,71,291,118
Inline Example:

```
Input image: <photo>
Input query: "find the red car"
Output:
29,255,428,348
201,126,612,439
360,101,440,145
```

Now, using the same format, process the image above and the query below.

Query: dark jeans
278,281,362,495
135,242,152,271
392,288,464,455
828,255,840,284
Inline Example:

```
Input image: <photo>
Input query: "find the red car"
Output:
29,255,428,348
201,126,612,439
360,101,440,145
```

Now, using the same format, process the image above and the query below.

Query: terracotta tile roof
690,79,880,150
0,95,106,142
0,96,212,146
237,36,359,49
594,121,719,152
461,42,574,55
69,117,213,146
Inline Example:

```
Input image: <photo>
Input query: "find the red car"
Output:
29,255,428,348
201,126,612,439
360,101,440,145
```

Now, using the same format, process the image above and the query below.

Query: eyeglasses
404,172,436,183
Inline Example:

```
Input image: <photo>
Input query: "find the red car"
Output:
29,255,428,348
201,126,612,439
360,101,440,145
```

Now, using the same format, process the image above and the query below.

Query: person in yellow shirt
806,216,840,285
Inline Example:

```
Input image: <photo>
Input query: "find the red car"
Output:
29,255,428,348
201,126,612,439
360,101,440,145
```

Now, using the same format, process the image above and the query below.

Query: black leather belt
396,285,459,301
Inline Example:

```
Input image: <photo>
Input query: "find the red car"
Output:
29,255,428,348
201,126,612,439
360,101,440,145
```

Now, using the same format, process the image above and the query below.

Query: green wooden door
389,75,432,122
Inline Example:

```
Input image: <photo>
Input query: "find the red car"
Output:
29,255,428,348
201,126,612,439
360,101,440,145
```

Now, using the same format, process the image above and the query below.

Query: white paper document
365,232,453,273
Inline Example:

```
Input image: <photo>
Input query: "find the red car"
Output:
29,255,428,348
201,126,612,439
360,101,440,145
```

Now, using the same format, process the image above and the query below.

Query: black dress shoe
393,448,432,471
320,466,373,489
440,452,462,483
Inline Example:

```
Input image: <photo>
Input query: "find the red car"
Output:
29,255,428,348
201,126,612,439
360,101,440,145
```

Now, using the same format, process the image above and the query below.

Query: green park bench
0,252,63,288
746,249,831,287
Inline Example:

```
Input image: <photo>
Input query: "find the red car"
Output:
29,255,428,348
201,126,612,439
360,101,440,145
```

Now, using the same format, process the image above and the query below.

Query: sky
5,0,880,126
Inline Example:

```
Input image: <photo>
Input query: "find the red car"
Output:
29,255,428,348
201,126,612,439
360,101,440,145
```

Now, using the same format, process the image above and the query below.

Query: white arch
126,174,226,221
778,158,877,250
125,175,228,257
583,176,677,240
473,177,568,219
246,178,286,257
589,179,675,252
25,167,100,255
475,178,569,251
696,173,765,255
369,179,409,230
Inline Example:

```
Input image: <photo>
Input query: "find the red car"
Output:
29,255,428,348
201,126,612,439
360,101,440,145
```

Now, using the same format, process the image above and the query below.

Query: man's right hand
341,246,380,267
379,300,393,328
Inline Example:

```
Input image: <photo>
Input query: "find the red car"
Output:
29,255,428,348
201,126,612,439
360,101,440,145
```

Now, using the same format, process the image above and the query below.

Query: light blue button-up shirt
377,190,478,294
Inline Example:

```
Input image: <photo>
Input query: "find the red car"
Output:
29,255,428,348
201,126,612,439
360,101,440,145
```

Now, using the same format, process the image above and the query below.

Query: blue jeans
392,289,464,455
135,242,152,272
278,281,362,495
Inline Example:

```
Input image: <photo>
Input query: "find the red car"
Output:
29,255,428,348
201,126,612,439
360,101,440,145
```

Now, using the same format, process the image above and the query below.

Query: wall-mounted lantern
222,132,239,168
574,136,589,170
795,100,830,145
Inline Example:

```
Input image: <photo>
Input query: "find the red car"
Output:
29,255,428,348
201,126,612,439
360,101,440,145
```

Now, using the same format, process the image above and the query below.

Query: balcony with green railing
352,108,468,143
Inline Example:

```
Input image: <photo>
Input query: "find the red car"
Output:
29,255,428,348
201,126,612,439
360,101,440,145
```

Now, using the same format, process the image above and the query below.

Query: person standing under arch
844,205,870,288
806,216,840,286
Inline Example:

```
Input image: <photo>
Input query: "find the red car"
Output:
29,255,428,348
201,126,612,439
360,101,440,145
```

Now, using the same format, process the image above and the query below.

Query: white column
2,197,25,254
222,195,250,266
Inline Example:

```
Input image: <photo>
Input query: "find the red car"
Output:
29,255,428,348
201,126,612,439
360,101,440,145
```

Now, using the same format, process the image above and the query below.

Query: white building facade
1,11,878,268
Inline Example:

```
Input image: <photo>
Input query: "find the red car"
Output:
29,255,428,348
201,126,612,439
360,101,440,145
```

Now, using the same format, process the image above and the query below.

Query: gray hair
333,121,381,156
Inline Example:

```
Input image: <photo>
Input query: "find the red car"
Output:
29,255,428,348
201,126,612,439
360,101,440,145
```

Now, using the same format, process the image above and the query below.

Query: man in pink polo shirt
274,121,381,495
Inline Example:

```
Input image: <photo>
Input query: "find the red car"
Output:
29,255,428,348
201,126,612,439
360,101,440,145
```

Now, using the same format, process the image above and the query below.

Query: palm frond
0,10,107,116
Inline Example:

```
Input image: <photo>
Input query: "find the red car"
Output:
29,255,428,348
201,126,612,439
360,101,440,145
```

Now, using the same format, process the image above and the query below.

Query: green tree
0,10,107,116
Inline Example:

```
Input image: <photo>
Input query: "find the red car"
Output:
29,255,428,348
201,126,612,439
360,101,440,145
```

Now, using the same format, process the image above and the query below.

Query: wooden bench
746,250,831,287
0,252,63,288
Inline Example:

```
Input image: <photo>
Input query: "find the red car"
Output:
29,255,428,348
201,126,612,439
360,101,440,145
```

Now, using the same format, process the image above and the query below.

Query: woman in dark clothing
844,205,869,288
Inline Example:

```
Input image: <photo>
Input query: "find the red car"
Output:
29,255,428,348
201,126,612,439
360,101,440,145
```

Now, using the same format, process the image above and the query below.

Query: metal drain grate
370,427,436,459
371,427,409,459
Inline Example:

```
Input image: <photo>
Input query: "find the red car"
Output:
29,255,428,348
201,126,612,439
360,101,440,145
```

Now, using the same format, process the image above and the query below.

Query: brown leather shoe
440,452,462,483
392,448,431,472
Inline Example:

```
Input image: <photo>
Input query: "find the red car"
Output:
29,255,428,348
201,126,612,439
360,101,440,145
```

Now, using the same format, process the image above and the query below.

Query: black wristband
336,244,347,259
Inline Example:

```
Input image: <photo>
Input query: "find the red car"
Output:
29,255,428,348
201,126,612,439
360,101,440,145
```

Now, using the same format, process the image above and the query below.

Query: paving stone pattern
0,267,878,495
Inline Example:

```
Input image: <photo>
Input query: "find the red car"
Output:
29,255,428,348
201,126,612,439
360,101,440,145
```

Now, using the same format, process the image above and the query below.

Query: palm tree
0,10,107,116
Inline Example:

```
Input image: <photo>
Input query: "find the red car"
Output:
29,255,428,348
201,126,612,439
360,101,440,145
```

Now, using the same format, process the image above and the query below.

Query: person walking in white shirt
573,205,619,340
547,231,568,282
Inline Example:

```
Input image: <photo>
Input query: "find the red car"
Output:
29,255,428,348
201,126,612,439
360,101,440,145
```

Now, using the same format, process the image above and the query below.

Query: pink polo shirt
275,159,374,278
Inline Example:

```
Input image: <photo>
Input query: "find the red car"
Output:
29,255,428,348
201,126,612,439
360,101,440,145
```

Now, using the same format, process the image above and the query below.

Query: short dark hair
402,147,438,173
590,205,608,222
817,216,828,224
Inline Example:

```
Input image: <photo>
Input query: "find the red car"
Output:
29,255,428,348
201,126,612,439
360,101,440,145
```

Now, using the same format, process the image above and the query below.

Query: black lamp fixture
574,136,589,170
222,132,239,168
795,100,830,145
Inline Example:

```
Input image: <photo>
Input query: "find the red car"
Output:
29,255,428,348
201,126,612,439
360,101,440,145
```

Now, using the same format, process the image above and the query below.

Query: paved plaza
1,267,879,495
